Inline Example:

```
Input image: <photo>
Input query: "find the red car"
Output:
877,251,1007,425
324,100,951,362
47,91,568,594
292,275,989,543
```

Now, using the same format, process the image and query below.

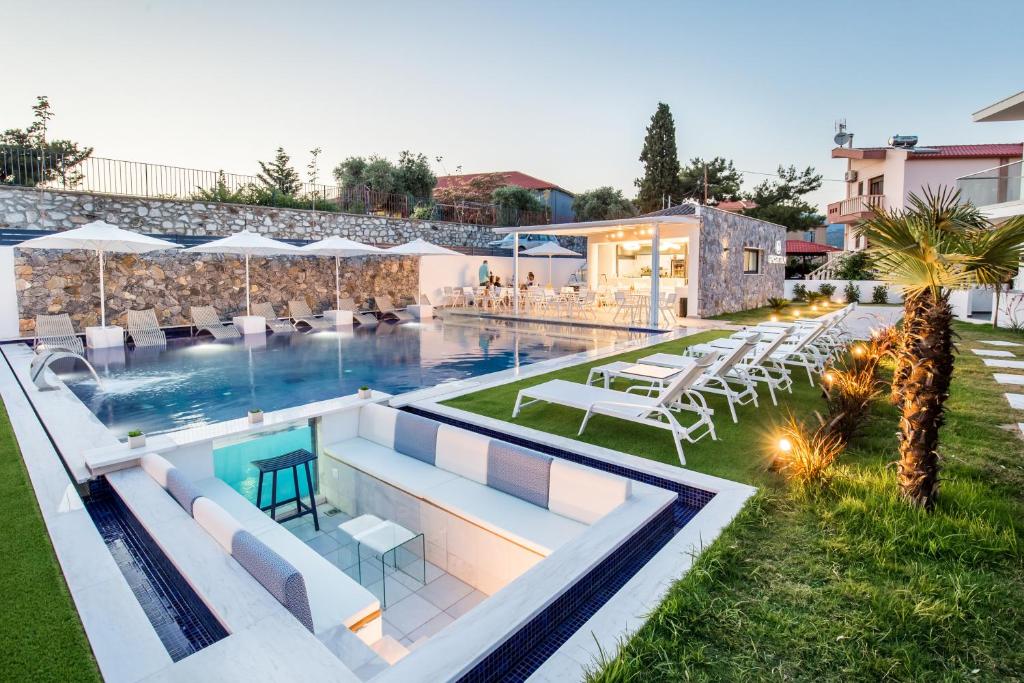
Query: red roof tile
435,171,571,194
908,143,1022,159
786,239,840,255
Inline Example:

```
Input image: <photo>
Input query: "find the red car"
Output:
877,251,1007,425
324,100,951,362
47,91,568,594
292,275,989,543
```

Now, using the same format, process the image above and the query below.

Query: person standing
478,259,490,286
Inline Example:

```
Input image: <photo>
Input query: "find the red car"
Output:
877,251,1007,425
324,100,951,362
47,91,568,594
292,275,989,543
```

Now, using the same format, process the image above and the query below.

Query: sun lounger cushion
193,497,244,553
166,468,203,514
548,459,631,524
231,529,315,633
394,411,439,465
192,476,276,534
435,424,490,485
359,403,397,448
487,441,552,508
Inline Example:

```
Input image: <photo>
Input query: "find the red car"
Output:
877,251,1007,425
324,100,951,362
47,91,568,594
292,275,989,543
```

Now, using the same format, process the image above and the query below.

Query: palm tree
858,188,1024,510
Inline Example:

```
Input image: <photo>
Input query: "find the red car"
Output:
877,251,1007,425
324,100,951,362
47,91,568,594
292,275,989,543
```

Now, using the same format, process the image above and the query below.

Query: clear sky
5,0,1023,213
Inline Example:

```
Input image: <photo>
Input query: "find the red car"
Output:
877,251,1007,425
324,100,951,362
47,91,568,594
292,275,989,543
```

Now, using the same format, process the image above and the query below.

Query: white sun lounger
191,306,241,340
125,308,167,347
288,300,333,331
251,302,293,334
34,313,85,355
642,335,761,423
374,295,413,323
512,351,720,464
338,297,379,327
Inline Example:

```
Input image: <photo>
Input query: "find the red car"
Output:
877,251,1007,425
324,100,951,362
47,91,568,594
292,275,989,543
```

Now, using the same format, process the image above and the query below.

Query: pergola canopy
492,214,701,238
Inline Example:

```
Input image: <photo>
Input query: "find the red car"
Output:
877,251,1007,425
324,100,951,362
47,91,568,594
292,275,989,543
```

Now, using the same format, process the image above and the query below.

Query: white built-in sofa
321,404,633,593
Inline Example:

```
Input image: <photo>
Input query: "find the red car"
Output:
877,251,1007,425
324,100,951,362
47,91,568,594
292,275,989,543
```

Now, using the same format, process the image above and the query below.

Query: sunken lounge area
81,393,681,681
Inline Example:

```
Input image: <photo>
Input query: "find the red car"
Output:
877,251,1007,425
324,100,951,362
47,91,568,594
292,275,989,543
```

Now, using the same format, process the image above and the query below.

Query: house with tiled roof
435,171,576,223
828,140,1022,251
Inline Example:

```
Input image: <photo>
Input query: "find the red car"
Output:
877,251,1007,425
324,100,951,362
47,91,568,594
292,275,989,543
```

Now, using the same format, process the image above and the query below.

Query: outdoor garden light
853,345,866,358
778,437,793,453
770,314,779,322
811,304,818,312
824,372,834,384
793,309,801,317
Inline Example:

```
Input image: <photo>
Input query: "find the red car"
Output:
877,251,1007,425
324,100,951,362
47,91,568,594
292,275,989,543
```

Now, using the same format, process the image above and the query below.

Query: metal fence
0,146,551,227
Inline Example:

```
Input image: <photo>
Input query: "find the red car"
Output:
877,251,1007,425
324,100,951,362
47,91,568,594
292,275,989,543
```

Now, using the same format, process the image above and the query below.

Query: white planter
357,388,372,400
248,411,264,424
128,434,146,449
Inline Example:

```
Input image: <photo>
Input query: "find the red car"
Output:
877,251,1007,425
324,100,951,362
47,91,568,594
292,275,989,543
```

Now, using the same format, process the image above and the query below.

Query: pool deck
0,312,787,681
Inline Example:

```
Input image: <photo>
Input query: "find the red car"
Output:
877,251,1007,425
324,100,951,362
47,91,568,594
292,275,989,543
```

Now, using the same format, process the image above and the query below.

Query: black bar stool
252,448,319,530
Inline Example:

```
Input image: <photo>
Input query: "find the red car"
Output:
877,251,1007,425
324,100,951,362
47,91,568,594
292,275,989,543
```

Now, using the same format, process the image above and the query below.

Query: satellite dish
834,132,852,146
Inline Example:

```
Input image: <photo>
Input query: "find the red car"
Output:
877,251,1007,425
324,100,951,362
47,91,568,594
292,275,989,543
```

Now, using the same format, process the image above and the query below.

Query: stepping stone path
1006,394,1024,410
972,349,1016,358
994,374,1024,386
983,359,1024,370
979,340,1024,347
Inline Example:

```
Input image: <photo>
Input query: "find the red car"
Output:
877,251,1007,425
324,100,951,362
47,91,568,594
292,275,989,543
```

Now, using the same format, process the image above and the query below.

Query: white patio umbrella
184,230,300,316
385,238,461,305
16,220,181,327
299,236,384,311
521,241,581,285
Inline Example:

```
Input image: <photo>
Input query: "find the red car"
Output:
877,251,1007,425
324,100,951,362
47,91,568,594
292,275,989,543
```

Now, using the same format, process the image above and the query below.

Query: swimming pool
56,317,644,438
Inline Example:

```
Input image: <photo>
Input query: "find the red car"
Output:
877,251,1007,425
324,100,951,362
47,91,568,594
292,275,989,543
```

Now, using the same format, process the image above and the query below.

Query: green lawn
0,403,100,681
443,321,1024,681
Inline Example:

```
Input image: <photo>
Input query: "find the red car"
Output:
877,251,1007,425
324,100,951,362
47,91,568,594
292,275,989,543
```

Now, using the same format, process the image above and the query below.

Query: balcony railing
826,194,886,222
957,160,1023,207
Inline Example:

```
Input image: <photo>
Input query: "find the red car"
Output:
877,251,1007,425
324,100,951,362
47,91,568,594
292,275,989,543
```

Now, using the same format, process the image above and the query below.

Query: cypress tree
634,103,685,213
257,147,302,195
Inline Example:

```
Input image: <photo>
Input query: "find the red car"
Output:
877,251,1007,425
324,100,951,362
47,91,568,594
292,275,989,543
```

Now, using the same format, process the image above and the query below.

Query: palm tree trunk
891,291,921,404
897,288,954,511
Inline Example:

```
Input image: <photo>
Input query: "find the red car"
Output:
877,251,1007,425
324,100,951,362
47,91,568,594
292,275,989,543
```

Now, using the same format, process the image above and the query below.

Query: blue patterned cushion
394,411,439,465
165,468,202,515
231,530,314,633
486,440,552,508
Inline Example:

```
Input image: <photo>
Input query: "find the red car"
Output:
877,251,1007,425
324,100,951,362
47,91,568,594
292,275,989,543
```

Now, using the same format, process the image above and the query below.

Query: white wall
418,254,585,305
784,279,904,304
0,248,20,339
994,291,1024,329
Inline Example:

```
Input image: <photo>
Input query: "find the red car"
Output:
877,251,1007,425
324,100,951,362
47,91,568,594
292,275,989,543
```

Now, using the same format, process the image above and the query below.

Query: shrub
791,283,807,302
844,281,861,303
818,283,836,298
822,353,882,441
411,202,435,220
767,297,789,314
832,250,875,280
871,284,889,304
805,291,825,306
770,413,845,491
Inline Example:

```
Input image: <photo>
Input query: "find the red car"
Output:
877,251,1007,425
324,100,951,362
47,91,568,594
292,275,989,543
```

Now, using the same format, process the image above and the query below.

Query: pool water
57,317,643,437
213,426,315,507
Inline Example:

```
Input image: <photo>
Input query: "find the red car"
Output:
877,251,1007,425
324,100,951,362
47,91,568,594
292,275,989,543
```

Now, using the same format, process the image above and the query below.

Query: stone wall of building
697,207,785,317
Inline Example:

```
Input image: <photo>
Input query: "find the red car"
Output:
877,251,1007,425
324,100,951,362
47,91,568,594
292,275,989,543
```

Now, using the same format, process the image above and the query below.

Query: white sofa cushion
358,404,397,449
435,424,490,484
324,438,459,498
193,497,244,553
548,459,632,524
193,476,277,534
426,478,586,556
254,525,379,635
140,452,174,487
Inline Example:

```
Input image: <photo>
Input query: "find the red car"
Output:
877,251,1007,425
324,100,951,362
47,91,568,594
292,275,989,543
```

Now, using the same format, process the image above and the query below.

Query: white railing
956,160,1023,208
805,251,849,280
829,195,886,220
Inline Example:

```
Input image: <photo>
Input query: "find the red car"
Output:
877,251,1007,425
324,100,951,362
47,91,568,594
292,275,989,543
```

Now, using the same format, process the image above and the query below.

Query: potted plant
127,430,146,449
248,408,263,424
358,386,372,400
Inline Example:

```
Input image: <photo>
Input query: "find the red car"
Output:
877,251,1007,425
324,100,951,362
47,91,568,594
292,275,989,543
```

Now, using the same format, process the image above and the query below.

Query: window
868,175,884,195
742,248,761,274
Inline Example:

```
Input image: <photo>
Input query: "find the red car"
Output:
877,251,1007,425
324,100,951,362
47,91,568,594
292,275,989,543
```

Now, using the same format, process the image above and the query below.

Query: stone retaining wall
0,186,583,334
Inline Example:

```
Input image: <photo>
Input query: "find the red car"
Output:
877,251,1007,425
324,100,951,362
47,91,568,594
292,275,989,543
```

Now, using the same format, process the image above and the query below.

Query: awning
492,214,701,236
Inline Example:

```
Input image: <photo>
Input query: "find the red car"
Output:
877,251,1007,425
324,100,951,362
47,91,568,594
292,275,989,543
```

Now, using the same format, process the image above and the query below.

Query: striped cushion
486,440,552,508
394,411,439,465
231,530,314,632
166,468,203,515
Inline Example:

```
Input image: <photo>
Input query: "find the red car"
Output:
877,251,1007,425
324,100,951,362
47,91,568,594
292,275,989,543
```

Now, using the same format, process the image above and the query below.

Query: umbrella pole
245,253,251,316
98,249,106,327
549,256,553,286
335,255,341,311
